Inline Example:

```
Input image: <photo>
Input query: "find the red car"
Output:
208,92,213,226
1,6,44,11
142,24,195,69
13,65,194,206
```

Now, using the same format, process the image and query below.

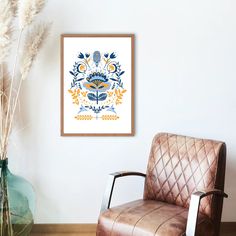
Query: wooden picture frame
61,34,134,136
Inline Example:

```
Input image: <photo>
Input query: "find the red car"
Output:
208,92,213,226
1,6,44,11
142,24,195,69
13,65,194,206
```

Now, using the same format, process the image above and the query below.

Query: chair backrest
144,133,226,220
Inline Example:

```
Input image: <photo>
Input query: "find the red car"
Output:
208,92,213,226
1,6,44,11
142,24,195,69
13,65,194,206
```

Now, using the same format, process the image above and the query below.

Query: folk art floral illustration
68,51,127,121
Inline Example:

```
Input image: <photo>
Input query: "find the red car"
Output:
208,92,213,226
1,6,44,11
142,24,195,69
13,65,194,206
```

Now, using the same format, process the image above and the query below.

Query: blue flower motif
93,51,101,67
84,72,111,92
104,53,109,58
78,105,88,113
110,52,116,59
74,62,87,73
78,52,84,59
87,72,108,83
85,53,90,58
107,105,116,114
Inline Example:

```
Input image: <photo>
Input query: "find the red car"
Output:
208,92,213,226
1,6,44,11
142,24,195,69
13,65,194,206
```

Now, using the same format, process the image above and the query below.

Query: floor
32,233,228,236
30,233,94,236
30,226,236,236
221,232,236,236
31,233,234,236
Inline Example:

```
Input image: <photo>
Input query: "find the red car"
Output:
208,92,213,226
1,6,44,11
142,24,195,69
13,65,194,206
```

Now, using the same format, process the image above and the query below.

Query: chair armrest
100,171,146,213
186,189,228,236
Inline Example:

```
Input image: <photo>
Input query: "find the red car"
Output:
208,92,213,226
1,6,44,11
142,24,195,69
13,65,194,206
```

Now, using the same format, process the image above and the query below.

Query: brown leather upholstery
97,200,214,236
97,133,226,236
144,133,225,218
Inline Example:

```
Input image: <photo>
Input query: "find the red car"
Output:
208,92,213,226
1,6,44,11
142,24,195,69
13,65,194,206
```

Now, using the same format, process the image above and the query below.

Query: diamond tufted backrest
143,133,226,218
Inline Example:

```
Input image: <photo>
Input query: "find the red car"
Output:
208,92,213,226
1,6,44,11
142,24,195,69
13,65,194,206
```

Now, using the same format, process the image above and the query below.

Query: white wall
8,0,236,223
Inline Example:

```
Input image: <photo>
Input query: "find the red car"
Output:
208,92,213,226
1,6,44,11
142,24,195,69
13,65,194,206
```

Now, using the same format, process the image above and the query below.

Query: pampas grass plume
10,0,18,16
18,0,45,29
0,0,50,159
0,0,13,64
20,23,50,80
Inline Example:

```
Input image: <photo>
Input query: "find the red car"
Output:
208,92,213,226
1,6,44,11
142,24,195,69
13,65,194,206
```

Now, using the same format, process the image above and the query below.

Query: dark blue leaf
98,93,107,101
110,78,118,81
69,71,75,76
87,93,97,101
76,78,84,81
119,71,125,76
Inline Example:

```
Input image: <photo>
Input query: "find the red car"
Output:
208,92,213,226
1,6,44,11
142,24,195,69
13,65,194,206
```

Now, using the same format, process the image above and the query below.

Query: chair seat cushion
97,200,214,236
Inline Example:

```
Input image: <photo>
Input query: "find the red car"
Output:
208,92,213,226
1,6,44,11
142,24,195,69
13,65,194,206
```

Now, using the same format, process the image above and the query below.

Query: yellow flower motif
79,64,86,72
108,64,116,73
107,91,113,97
81,91,88,97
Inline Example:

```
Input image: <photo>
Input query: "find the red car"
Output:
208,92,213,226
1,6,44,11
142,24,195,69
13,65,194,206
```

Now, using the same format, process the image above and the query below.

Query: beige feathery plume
18,0,45,29
0,65,11,114
0,64,11,152
0,0,50,159
0,0,13,64
34,0,45,14
9,0,18,16
20,23,50,80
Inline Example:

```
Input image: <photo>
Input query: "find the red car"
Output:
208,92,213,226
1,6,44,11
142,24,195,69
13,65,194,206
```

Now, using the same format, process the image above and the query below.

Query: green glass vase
0,159,35,236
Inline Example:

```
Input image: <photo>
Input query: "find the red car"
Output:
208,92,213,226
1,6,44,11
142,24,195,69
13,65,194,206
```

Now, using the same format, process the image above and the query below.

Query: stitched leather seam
110,200,144,236
153,209,186,236
171,135,193,205
154,135,194,202
152,136,197,204
152,135,180,200
196,141,219,214
131,204,166,235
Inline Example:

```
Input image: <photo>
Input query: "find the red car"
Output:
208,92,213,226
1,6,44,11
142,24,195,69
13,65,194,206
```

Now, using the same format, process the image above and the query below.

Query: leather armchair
97,133,228,236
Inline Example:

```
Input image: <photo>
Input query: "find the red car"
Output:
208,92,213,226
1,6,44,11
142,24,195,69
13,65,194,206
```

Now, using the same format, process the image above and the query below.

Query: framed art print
61,34,134,136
